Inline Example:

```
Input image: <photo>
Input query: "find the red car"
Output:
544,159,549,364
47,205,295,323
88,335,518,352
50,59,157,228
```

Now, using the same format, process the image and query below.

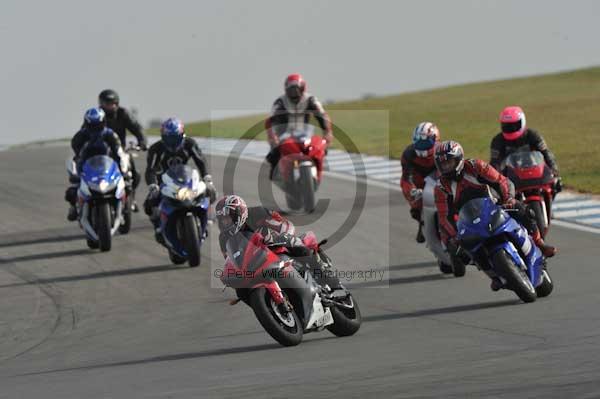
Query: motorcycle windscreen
165,164,196,188
225,231,281,275
505,151,544,169
82,155,118,177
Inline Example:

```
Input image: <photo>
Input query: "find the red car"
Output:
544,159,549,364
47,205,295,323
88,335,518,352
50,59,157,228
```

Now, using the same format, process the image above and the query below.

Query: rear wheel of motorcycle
182,214,201,267
492,249,536,303
327,293,362,337
250,288,303,347
300,165,316,213
97,202,112,252
118,196,132,235
438,260,453,274
535,269,554,298
529,200,548,238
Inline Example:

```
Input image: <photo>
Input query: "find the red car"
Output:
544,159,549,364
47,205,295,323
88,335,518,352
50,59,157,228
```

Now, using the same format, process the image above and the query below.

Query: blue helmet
84,107,106,128
161,118,185,152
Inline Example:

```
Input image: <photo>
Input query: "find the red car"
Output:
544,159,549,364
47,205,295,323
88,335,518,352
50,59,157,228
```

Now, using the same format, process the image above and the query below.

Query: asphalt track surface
1,145,600,398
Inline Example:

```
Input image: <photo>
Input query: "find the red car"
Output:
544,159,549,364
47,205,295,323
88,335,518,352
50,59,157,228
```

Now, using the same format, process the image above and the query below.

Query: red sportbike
274,126,326,213
503,151,556,237
220,230,361,347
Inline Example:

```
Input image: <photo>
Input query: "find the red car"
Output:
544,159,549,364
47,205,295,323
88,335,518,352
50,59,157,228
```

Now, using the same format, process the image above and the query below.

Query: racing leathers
265,93,333,179
434,159,556,258
102,106,147,202
143,137,215,236
400,144,437,242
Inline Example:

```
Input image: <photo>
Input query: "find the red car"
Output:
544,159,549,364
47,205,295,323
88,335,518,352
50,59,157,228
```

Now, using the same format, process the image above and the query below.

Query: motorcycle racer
400,122,440,243
265,74,333,179
215,195,340,294
144,118,216,242
490,106,562,192
98,89,148,211
433,141,557,290
65,107,126,221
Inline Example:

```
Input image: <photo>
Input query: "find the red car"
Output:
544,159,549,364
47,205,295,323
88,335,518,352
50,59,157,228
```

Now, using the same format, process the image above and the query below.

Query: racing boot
484,270,503,291
532,230,557,258
67,205,78,222
415,225,425,243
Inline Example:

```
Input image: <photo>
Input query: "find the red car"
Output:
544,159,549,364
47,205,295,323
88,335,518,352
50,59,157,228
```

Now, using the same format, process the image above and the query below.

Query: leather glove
554,177,563,193
203,175,217,203
410,188,423,201
503,198,518,209
148,183,160,196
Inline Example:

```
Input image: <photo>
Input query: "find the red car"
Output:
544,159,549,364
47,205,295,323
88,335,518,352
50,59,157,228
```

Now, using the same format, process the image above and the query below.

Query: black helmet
99,89,120,105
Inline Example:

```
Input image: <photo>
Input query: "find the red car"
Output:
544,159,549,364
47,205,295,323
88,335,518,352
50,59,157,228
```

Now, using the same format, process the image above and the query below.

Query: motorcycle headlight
489,209,508,232
176,187,197,201
98,180,110,192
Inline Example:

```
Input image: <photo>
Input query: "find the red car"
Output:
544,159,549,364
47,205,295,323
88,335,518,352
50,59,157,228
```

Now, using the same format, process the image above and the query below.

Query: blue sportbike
77,155,128,251
158,165,209,267
457,197,554,303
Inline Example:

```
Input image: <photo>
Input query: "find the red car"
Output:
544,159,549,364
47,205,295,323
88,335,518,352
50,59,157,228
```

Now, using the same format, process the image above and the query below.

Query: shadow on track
17,336,335,377
348,272,447,289
0,225,152,249
0,264,181,289
363,299,519,323
0,249,91,264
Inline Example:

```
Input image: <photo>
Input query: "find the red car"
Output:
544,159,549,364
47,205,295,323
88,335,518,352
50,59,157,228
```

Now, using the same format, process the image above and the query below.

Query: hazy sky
2,0,600,146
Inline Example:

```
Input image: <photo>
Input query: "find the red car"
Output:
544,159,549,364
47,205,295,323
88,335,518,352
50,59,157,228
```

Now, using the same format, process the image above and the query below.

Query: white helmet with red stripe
215,195,248,236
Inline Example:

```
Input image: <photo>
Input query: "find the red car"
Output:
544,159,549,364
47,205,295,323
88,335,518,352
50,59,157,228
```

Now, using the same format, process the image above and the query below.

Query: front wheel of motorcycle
97,202,112,252
327,293,362,337
300,165,316,213
182,214,201,268
492,249,537,303
250,288,303,347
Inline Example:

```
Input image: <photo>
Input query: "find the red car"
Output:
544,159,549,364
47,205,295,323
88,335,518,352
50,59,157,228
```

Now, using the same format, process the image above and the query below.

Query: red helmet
500,106,526,141
284,73,306,103
215,195,248,236
434,140,465,179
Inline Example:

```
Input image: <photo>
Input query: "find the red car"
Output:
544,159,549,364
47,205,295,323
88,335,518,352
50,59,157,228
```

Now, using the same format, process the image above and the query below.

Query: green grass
160,67,600,193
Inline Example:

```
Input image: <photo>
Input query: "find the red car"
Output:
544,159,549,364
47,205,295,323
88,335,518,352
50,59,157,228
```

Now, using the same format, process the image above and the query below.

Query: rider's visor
217,214,233,231
100,101,118,112
501,120,522,133
285,86,302,99
438,158,460,175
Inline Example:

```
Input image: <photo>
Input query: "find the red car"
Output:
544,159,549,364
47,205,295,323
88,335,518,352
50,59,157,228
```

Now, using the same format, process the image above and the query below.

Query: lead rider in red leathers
265,74,333,179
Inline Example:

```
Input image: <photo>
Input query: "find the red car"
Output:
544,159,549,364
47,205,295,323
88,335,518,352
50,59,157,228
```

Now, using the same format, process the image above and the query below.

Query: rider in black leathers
98,89,147,211
143,118,215,242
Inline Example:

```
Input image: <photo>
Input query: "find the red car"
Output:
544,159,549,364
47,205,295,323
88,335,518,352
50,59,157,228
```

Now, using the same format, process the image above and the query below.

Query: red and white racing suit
400,144,437,219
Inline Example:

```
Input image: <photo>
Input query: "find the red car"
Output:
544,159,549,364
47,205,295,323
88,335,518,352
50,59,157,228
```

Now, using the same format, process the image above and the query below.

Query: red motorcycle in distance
503,151,556,237
274,126,326,213
220,231,361,347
